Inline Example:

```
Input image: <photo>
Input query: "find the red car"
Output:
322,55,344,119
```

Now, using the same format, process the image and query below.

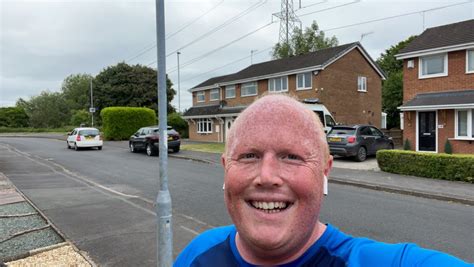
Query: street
0,137,473,266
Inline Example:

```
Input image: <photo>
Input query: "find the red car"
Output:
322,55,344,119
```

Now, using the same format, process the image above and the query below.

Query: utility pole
155,0,172,266
177,51,181,113
250,49,257,64
273,0,301,45
90,78,94,127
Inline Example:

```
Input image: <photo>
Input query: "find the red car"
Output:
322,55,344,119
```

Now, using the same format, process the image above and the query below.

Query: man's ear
221,153,226,168
324,155,333,178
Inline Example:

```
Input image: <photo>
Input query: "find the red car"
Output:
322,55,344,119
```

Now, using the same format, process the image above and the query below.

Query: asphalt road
0,137,472,266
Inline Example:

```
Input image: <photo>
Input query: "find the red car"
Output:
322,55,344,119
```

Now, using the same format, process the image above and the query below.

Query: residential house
396,19,474,154
183,42,386,142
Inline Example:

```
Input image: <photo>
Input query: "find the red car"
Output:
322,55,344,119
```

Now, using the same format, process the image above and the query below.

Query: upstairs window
225,85,236,99
467,50,474,73
419,53,447,78
357,76,367,92
241,82,257,97
268,76,288,92
196,91,205,102
197,118,213,134
297,72,312,90
210,88,220,101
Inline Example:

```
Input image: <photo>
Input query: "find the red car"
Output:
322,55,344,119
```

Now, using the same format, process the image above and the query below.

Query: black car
327,125,394,162
129,126,181,156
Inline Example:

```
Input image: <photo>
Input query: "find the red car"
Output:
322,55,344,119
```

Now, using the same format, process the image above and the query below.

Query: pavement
0,134,473,265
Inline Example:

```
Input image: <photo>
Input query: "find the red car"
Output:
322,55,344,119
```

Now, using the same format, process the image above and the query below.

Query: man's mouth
248,201,292,213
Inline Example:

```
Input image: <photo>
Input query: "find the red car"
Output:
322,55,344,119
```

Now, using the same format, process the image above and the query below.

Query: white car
67,127,103,151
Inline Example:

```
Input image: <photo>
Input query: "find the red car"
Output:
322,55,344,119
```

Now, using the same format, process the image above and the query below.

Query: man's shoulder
174,225,236,267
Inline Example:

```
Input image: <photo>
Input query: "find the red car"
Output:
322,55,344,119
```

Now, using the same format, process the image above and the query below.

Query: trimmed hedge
377,150,474,183
101,107,156,140
168,113,188,138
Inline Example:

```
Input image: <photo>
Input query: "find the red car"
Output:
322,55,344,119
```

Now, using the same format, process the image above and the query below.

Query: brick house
183,42,386,142
396,19,474,154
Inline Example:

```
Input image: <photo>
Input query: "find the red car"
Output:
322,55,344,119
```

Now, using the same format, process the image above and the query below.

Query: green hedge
101,107,156,140
168,113,188,138
377,150,474,183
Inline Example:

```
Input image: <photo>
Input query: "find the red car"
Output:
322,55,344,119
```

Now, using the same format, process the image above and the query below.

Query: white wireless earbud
323,175,328,196
222,183,225,190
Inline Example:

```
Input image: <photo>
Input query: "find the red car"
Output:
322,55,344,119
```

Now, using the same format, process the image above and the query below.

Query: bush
70,110,91,127
377,150,474,183
101,107,156,140
168,113,188,138
444,139,453,154
403,139,411,150
0,107,29,127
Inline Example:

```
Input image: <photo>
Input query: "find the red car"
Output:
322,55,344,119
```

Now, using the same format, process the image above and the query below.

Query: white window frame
241,82,258,97
268,76,288,92
225,85,236,99
454,109,474,140
467,50,474,74
296,72,312,90
357,76,367,92
419,53,448,79
210,88,220,101
196,91,205,102
197,118,213,134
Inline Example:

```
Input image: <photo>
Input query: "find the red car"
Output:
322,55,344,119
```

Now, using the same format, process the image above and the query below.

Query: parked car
327,125,394,162
67,127,103,151
129,126,181,156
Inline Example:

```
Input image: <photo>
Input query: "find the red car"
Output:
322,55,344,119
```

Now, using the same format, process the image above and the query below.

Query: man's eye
284,154,302,161
243,153,256,159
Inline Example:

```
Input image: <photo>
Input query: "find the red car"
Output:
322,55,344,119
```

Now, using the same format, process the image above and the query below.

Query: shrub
70,110,91,127
168,113,188,138
403,139,411,150
377,150,474,183
101,107,156,140
0,107,29,127
444,139,453,154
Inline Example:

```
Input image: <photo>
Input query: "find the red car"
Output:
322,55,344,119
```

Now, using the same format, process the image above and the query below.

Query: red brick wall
403,50,474,102
188,119,221,142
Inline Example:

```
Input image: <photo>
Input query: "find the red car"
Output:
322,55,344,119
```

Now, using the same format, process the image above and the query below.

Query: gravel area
0,227,63,261
0,203,36,216
6,244,91,266
0,215,47,239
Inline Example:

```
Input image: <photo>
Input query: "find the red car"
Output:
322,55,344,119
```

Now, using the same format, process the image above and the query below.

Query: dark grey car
129,126,180,156
327,125,394,162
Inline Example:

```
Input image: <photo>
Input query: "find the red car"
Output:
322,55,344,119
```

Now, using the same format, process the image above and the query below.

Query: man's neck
235,221,327,265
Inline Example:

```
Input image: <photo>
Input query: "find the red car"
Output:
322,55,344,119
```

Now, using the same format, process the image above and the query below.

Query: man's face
222,100,330,260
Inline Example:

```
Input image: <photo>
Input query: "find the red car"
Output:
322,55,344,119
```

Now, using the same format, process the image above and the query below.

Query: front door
418,111,436,152
223,117,234,142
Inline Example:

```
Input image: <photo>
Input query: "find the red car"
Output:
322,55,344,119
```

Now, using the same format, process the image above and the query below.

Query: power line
298,0,360,17
296,0,327,10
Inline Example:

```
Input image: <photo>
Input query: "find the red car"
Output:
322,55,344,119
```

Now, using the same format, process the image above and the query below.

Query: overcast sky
1,0,473,111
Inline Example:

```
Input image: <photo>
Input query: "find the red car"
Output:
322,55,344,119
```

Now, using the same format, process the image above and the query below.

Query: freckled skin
222,94,333,265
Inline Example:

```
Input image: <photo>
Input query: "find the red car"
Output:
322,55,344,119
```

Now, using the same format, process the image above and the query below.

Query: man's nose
255,154,283,187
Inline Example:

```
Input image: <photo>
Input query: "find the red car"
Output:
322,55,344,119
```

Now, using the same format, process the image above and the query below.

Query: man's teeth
251,201,287,211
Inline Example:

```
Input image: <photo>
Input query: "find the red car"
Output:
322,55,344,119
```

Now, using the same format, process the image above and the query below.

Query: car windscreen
328,128,356,135
313,111,324,125
152,128,177,135
79,130,99,136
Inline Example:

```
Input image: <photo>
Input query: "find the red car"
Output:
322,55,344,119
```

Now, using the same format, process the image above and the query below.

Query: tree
93,62,176,116
61,74,93,112
376,36,417,129
21,91,69,128
0,107,29,127
272,21,338,59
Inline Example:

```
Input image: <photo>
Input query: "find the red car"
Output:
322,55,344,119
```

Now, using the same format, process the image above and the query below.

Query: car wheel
67,141,71,149
98,146,102,150
389,143,394,149
146,143,157,156
172,146,180,153
354,146,367,162
74,143,79,151
129,143,136,153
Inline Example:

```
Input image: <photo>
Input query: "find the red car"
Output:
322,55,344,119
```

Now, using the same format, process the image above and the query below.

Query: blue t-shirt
174,224,471,267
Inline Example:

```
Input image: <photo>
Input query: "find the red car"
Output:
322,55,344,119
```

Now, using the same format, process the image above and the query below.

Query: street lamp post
251,49,258,65
90,78,94,127
177,51,181,113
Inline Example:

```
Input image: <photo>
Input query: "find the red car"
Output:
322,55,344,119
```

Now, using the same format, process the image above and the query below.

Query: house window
210,88,220,101
241,82,257,97
196,91,205,102
197,118,213,134
297,72,312,90
467,50,474,73
455,109,474,139
268,76,288,92
419,53,447,78
225,85,235,99
357,76,367,92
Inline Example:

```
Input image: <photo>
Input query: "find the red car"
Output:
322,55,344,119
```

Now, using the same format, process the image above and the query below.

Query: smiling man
174,94,470,266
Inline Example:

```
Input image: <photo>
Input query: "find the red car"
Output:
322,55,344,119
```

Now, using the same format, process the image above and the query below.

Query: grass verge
181,143,225,154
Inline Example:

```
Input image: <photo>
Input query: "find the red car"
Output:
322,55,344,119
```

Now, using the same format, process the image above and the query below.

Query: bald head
225,94,329,164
